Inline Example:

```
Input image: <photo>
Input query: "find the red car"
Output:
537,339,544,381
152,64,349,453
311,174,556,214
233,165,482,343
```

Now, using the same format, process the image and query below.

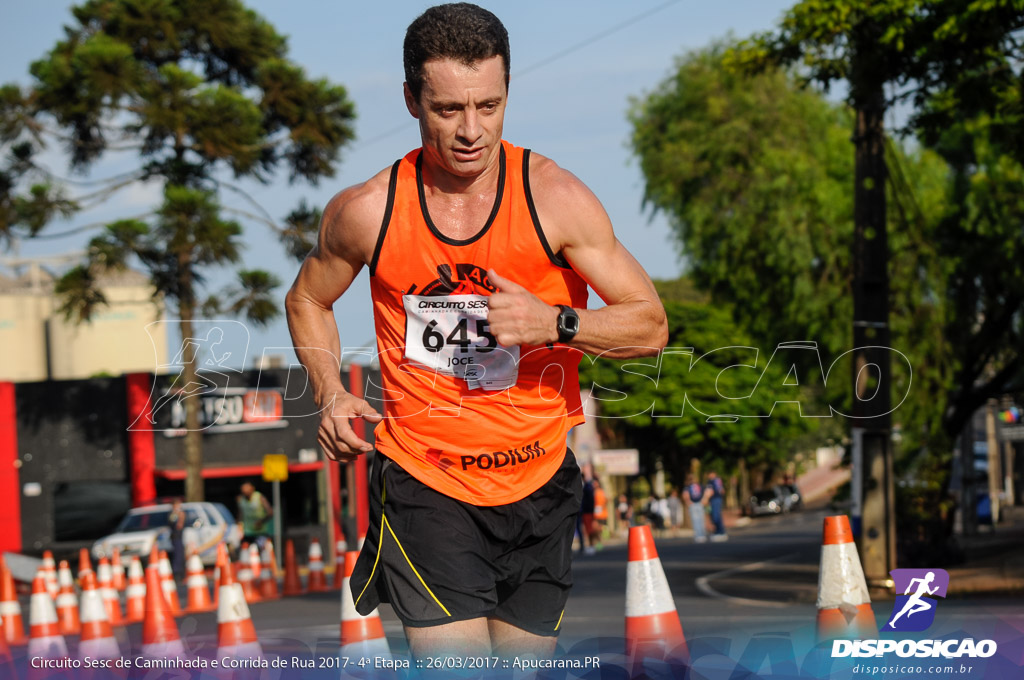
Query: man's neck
420,150,502,197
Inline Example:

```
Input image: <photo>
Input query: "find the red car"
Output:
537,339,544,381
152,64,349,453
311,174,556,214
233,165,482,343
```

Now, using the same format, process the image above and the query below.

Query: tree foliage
723,0,1024,446
580,281,815,487
1,0,357,501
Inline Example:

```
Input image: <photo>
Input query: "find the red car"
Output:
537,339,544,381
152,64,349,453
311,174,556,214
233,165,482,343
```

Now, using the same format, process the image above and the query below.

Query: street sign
262,454,289,482
999,424,1024,441
592,449,640,476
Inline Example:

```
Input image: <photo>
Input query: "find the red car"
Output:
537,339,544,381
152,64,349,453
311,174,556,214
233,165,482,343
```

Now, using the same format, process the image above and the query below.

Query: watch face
565,314,579,332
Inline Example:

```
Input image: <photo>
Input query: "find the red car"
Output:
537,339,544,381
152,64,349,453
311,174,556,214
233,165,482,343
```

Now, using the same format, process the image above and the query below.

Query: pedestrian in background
684,475,710,543
237,482,274,547
167,498,186,579
666,487,684,533
589,478,608,550
616,493,633,536
706,471,728,541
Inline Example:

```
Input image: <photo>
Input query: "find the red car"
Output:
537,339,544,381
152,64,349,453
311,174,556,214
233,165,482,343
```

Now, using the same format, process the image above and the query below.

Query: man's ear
403,82,420,119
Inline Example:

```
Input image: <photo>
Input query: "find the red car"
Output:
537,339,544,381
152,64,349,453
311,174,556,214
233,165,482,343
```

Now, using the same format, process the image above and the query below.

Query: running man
285,3,667,659
888,571,939,628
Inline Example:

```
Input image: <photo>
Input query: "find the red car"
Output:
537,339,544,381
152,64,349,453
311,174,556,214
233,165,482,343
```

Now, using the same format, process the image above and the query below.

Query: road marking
695,556,795,609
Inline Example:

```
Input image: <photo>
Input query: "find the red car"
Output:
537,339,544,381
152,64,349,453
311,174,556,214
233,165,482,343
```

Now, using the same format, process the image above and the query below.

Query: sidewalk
945,504,1024,597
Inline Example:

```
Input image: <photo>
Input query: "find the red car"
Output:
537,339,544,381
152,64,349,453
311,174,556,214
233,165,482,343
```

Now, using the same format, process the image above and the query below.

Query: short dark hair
404,3,510,101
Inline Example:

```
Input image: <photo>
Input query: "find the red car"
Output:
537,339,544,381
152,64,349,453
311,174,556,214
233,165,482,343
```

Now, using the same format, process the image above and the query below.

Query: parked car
777,483,803,512
747,488,785,517
92,502,241,566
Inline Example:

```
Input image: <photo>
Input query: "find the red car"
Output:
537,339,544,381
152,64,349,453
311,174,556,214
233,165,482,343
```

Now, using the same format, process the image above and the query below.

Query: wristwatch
556,305,580,344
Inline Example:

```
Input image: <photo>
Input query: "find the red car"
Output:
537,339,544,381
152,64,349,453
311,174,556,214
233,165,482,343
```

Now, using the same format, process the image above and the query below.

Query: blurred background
0,0,1021,610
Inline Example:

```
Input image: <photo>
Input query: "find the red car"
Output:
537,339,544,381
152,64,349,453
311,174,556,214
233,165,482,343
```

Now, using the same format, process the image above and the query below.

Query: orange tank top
368,140,588,505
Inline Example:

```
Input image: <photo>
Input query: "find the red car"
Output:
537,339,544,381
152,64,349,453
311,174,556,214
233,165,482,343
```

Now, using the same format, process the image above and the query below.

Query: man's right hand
318,392,384,462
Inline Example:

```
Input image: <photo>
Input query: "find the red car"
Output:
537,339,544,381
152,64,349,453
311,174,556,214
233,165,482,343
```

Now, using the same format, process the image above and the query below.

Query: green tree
727,0,1024,448
1,0,355,501
579,280,815,494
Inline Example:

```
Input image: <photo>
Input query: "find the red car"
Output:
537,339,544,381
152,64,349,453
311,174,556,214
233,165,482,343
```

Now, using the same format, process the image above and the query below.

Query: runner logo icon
882,568,949,632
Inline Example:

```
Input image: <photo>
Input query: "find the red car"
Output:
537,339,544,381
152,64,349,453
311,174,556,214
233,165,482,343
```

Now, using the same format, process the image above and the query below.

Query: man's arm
487,154,668,359
285,169,390,461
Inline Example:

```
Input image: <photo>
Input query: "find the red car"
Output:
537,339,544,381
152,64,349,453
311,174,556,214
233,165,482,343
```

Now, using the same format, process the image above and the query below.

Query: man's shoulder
324,164,396,231
319,164,399,259
525,151,593,202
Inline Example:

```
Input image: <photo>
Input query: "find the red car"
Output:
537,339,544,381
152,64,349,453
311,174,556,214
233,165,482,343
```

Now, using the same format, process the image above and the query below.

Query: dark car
746,488,785,517
777,483,803,512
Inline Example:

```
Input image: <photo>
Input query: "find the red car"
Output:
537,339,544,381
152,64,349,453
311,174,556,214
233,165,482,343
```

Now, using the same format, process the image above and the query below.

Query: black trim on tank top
522,149,572,269
368,159,401,277
416,147,506,246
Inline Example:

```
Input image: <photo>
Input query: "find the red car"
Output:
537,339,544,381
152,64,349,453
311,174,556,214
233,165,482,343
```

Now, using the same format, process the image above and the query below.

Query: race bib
403,294,520,391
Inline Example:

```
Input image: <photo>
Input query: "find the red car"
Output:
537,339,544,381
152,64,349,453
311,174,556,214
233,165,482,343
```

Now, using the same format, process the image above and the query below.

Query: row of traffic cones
621,514,880,672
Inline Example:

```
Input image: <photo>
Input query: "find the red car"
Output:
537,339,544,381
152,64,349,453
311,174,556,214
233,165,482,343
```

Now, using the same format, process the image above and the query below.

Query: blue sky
1,0,796,369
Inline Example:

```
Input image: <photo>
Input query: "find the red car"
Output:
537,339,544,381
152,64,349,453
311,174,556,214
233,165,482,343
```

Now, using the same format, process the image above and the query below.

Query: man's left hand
486,269,560,347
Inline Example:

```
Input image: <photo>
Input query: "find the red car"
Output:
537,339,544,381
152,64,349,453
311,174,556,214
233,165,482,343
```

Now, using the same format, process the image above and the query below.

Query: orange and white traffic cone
77,571,120,661
123,557,146,624
216,556,262,660
55,561,80,636
41,551,58,599
0,557,27,646
339,552,390,658
307,538,327,592
624,526,688,665
140,563,185,659
816,515,877,640
158,551,182,615
28,572,67,660
185,551,215,613
332,538,347,589
236,543,259,603
96,558,122,626
78,548,93,584
282,539,303,596
110,548,126,592
213,543,230,608
248,544,265,598
260,541,280,600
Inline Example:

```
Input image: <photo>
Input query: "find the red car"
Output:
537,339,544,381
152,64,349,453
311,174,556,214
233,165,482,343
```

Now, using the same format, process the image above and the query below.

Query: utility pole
850,22,896,591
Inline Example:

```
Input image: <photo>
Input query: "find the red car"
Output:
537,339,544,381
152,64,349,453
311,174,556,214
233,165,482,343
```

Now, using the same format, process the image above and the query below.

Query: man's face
242,484,254,498
405,55,507,179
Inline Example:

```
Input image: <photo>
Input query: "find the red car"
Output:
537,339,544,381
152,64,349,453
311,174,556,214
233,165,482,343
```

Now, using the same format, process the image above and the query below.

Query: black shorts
351,448,582,637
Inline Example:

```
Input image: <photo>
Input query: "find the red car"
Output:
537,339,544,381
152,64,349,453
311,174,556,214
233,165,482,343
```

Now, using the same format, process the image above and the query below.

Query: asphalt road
10,508,1024,678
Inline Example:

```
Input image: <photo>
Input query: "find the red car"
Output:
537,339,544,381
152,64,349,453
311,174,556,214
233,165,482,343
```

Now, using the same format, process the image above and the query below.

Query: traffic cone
110,548,126,592
28,572,67,660
185,551,215,613
78,548,93,583
216,556,262,660
236,543,259,603
140,563,185,658
816,515,877,640
332,538,347,589
77,571,119,661
96,558,122,626
307,538,327,592
260,541,280,600
158,551,182,615
624,526,688,664
339,552,390,658
282,539,303,596
55,561,80,636
124,557,146,624
148,544,160,569
41,551,58,599
248,544,264,597
0,557,27,646
213,543,229,607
